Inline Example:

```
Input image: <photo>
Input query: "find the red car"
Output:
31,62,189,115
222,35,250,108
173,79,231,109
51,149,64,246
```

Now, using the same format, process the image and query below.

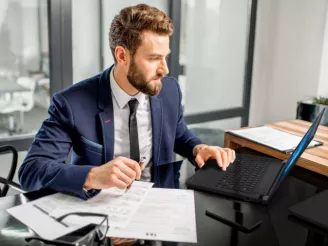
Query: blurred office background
0,0,328,191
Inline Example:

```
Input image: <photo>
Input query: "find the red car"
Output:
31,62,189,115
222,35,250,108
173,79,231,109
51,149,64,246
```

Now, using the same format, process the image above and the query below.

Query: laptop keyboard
215,158,269,194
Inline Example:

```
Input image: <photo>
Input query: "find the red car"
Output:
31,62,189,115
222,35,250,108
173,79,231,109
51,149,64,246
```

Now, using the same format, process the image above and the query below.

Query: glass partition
0,0,50,137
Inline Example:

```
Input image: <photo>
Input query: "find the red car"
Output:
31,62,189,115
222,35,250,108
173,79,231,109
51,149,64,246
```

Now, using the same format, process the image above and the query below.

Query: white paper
107,188,197,243
7,203,81,240
34,181,154,228
7,183,197,243
6,181,153,241
229,126,320,152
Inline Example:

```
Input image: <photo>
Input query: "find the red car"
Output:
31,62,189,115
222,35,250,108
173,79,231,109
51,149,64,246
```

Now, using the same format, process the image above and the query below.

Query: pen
32,204,69,227
125,157,146,193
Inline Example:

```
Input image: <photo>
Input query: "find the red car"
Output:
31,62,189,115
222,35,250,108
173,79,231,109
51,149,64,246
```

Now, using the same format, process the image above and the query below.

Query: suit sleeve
18,92,99,200
173,79,203,162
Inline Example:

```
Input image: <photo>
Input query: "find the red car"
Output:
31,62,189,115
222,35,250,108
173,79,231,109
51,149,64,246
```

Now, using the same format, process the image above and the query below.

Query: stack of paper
7,181,197,243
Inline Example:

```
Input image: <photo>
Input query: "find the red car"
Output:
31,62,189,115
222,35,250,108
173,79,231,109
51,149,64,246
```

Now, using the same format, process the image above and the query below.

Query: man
18,4,235,200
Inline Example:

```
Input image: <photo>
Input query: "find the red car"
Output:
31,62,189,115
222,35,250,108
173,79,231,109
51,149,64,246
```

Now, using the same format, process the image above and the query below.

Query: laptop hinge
262,160,287,203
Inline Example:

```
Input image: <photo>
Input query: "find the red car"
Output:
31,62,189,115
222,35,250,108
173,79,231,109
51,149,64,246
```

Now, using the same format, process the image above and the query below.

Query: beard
127,59,163,96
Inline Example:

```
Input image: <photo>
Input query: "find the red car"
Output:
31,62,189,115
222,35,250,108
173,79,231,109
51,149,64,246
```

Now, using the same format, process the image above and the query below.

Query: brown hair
109,4,174,63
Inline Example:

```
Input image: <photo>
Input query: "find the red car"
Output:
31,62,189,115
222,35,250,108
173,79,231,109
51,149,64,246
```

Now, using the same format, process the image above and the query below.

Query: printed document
36,181,154,227
7,183,197,243
7,181,153,240
107,188,197,243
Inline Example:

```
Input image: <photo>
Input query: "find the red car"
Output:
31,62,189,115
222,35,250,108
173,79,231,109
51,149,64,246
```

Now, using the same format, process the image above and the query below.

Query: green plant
313,97,328,105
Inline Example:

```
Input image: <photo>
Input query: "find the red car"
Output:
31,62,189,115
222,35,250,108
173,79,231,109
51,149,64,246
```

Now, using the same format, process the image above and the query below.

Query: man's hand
194,144,236,171
84,156,143,190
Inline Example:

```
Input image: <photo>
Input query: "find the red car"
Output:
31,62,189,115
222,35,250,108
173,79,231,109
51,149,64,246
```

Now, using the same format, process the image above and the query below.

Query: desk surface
224,120,328,176
0,161,328,246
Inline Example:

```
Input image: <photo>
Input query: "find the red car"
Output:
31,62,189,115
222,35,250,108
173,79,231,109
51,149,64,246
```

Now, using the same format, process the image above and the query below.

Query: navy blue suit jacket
18,66,202,199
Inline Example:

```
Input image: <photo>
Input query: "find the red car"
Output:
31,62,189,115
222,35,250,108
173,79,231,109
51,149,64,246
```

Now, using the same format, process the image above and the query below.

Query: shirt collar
110,67,146,109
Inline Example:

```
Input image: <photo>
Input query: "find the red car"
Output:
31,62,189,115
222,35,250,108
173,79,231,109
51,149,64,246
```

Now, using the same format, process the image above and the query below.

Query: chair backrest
16,77,36,91
0,145,18,197
14,77,36,111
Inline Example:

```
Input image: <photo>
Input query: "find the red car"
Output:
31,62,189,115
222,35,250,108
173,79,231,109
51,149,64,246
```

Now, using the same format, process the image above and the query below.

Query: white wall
250,0,328,126
72,0,101,83
318,6,328,97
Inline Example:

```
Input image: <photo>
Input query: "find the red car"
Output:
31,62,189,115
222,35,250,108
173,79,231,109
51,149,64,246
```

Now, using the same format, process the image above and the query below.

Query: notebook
228,126,323,153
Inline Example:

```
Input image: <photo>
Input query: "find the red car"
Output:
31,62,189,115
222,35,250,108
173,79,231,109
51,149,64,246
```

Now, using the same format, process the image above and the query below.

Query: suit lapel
150,96,163,166
98,66,114,162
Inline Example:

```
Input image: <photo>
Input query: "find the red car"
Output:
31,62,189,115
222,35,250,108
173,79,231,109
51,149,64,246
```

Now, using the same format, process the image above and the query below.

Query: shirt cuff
83,188,99,199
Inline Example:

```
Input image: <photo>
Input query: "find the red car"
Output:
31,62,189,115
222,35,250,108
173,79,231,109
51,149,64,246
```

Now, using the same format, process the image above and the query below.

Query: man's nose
158,58,169,75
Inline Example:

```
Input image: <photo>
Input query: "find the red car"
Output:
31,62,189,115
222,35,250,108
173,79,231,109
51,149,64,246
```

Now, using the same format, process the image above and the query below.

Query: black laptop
187,109,325,204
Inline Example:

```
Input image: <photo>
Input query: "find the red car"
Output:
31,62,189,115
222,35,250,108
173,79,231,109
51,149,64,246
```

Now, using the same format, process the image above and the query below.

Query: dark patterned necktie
128,98,140,162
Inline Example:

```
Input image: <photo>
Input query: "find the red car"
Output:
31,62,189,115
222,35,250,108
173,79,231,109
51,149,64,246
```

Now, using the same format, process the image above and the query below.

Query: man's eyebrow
148,51,171,57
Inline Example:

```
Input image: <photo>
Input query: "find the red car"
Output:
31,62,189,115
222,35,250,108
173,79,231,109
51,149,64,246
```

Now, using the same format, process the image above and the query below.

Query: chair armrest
0,177,25,194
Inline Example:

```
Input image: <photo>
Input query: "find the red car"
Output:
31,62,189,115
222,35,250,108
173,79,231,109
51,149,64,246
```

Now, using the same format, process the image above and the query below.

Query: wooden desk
224,120,328,177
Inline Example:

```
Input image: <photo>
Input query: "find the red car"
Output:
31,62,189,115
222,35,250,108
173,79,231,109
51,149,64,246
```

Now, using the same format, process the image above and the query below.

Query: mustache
152,74,164,80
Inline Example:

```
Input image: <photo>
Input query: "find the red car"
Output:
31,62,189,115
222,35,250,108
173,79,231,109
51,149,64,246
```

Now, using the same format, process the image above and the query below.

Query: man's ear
115,46,130,65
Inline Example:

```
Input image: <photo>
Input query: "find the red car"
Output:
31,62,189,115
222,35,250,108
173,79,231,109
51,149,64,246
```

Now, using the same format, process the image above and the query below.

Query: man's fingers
213,150,223,168
110,176,128,189
113,161,136,180
221,149,229,168
115,156,141,179
214,147,227,170
224,150,231,170
115,156,139,167
213,146,223,167
199,146,223,168
223,149,235,171
224,148,234,163
197,146,236,171
195,154,205,168
223,148,231,163
112,166,133,186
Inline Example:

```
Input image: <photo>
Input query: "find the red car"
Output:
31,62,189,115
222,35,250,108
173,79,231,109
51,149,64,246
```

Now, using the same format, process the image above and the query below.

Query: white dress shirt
110,68,153,181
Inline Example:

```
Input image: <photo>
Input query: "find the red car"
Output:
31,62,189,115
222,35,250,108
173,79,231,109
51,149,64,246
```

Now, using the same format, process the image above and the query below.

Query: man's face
127,31,170,96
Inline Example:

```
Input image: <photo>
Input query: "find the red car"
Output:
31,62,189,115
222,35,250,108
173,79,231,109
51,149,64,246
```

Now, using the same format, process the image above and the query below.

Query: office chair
0,77,36,133
0,145,24,197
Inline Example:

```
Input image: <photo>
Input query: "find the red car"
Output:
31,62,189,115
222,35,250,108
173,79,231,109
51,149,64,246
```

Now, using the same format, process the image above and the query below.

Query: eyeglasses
25,212,109,246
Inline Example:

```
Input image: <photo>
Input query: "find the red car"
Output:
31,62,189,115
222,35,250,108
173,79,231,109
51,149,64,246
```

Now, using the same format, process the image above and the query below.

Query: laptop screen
279,109,325,180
